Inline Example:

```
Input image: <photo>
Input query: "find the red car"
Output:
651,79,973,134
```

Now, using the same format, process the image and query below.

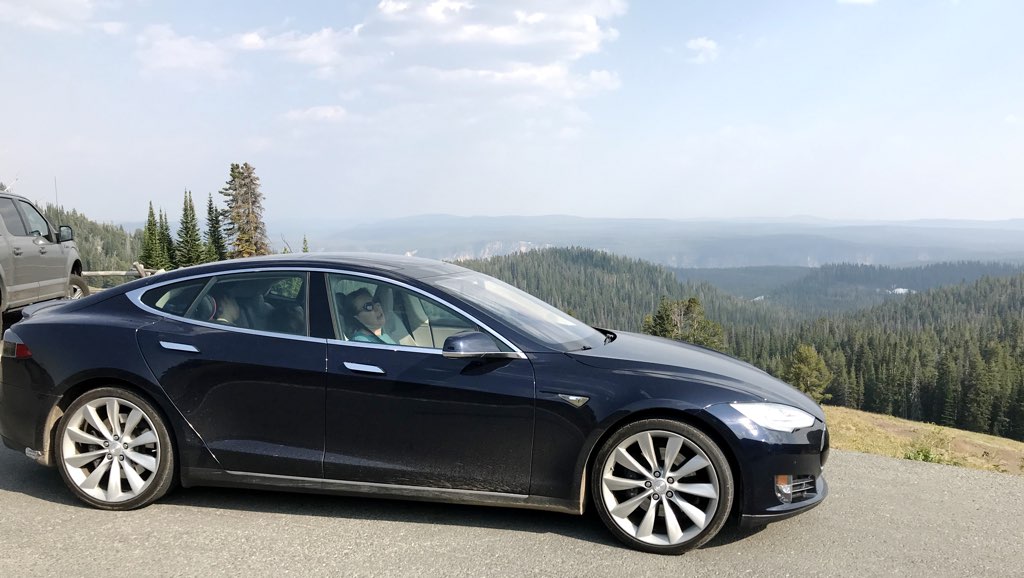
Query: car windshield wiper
603,330,616,345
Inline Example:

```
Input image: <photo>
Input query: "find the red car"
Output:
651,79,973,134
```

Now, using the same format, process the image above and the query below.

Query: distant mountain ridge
312,214,1024,267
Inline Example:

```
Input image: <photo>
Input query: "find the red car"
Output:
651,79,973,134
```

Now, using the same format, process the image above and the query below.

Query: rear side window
0,198,28,236
140,279,209,317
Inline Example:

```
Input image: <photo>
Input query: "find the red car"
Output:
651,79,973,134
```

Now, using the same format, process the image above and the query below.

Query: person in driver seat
344,288,398,345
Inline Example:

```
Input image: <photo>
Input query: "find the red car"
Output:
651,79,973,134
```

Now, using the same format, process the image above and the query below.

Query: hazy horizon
3,1,1023,224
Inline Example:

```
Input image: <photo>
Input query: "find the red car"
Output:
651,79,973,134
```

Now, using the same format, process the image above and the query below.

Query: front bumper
739,474,828,527
703,403,829,523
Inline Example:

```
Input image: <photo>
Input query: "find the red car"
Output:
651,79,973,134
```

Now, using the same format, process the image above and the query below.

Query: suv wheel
66,275,89,299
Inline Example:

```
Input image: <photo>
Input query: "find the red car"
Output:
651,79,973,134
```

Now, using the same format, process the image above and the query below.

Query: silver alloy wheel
60,396,161,503
66,282,85,299
599,429,720,546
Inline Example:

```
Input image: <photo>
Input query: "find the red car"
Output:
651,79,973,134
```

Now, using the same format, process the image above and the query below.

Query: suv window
0,198,28,236
18,201,51,239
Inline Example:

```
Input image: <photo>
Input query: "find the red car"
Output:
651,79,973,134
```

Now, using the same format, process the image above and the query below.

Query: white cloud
687,37,719,64
236,31,266,50
95,21,125,35
0,0,98,31
515,11,546,25
135,25,233,77
284,106,348,123
1006,114,1021,125
425,0,473,23
231,27,364,78
378,0,410,16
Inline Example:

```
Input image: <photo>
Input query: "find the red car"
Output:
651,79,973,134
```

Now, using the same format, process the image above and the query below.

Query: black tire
591,418,734,554
67,275,90,299
55,387,175,510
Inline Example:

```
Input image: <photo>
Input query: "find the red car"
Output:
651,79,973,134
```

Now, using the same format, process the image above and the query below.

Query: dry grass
824,405,1024,475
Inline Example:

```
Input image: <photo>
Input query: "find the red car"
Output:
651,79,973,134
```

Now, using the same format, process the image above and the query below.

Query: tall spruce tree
139,203,162,268
204,193,228,262
175,190,204,267
158,209,176,268
302,235,309,253
220,162,270,258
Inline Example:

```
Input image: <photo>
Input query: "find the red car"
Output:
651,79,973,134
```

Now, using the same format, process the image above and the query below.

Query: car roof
194,252,469,280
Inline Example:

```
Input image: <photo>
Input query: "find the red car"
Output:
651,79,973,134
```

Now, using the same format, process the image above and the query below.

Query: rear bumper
0,380,59,461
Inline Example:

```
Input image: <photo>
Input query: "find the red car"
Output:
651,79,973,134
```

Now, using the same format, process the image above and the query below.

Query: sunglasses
356,300,379,312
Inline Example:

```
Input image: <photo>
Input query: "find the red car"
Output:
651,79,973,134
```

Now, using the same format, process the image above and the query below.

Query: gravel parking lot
1,448,1022,577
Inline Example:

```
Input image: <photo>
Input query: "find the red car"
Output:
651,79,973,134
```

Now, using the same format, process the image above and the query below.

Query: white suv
0,191,88,312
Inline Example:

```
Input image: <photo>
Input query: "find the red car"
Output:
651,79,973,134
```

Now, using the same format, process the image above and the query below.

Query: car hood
567,331,824,420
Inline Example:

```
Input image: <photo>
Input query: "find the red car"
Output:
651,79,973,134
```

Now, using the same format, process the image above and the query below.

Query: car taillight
1,329,32,359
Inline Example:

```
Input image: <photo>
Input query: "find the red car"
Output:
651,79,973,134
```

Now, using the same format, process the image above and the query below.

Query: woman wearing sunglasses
344,287,398,344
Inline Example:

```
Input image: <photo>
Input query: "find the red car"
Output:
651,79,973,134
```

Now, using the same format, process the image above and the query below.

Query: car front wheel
55,387,175,510
591,418,734,554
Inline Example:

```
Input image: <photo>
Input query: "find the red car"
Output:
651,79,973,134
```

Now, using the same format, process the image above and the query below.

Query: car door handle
39,247,48,254
12,248,22,256
343,362,385,375
159,341,200,353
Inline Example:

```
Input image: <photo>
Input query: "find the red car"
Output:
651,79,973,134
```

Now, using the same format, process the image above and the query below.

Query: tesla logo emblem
557,394,590,408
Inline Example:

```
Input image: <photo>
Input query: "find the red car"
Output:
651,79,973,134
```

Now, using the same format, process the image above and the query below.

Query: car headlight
730,403,816,433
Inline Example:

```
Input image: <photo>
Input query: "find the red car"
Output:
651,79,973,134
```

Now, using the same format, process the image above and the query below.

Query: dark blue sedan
0,253,827,554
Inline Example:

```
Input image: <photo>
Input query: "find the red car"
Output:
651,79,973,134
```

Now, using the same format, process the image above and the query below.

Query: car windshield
431,270,606,352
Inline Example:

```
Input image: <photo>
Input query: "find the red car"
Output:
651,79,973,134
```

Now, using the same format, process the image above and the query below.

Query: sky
1,0,1023,226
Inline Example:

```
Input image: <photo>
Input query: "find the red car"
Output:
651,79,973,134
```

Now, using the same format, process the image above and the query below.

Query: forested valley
461,248,1024,442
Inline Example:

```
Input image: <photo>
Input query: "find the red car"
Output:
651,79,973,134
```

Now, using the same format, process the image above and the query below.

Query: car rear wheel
591,418,734,554
66,275,89,300
56,387,175,510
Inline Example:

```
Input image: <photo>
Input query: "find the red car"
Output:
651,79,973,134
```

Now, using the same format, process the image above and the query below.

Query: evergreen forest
460,248,1024,441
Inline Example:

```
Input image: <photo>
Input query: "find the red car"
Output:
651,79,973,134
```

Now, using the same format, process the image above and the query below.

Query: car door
132,270,327,478
17,200,66,301
0,196,40,305
323,272,536,494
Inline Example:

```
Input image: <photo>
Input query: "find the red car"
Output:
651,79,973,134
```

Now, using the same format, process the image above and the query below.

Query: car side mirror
442,331,519,359
58,225,74,242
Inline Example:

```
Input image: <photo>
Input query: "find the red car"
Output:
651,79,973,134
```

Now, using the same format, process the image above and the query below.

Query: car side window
18,201,52,239
0,198,28,236
185,272,309,337
326,273,500,350
141,279,210,317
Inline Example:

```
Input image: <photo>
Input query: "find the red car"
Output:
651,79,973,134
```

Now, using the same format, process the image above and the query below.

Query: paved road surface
1,448,1021,577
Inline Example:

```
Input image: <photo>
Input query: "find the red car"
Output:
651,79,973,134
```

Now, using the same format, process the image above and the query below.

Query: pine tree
937,353,960,427
782,344,833,403
175,190,204,267
641,297,726,351
204,193,227,262
139,203,161,269
158,209,175,269
302,235,309,253
961,347,993,433
220,162,270,258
